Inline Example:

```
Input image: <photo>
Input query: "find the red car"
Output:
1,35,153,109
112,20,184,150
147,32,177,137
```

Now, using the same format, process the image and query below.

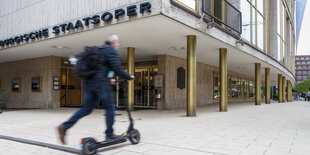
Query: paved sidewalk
0,101,310,155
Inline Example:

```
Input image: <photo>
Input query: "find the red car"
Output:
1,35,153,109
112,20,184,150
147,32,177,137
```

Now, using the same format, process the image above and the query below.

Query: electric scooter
80,79,140,155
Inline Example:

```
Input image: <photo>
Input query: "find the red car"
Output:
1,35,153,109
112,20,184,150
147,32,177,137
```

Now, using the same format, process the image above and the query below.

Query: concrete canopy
0,15,293,85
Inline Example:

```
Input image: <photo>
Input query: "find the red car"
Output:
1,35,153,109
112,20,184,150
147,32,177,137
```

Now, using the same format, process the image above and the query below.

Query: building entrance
60,67,82,106
60,58,158,109
116,67,158,108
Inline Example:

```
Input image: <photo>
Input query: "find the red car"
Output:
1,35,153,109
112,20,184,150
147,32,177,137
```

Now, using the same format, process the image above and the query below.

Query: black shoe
57,125,66,145
105,134,121,141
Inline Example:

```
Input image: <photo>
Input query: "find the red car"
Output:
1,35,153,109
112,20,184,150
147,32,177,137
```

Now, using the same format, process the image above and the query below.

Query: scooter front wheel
81,138,97,155
129,129,140,144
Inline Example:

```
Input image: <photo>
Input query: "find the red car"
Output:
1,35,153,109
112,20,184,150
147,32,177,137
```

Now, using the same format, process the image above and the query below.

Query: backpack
75,46,100,79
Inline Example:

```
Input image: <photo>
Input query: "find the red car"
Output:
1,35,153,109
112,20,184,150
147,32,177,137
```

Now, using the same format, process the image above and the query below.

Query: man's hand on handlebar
110,79,116,85
109,75,134,85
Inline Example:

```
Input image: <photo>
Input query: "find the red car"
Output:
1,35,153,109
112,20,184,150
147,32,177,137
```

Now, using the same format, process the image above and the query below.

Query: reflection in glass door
60,67,82,106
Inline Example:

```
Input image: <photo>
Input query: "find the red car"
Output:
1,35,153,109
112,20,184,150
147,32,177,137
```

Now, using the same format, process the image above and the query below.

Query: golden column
187,35,197,116
255,63,261,105
290,81,293,102
278,74,282,103
128,47,135,111
265,68,270,104
282,76,286,102
220,48,227,111
287,80,292,102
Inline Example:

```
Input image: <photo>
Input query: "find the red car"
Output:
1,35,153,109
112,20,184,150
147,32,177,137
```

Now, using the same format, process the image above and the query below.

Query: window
301,57,305,60
242,79,248,99
241,1,251,42
306,57,310,60
291,27,295,73
297,71,301,74
298,66,302,69
213,72,220,99
308,66,310,69
302,62,306,64
296,57,299,60
277,0,286,64
213,73,251,100
203,0,230,28
173,0,198,12
298,76,301,80
307,62,310,64
252,6,256,45
296,62,300,64
231,77,241,98
261,84,266,99
257,0,264,13
249,81,255,98
241,0,266,50
303,76,307,79
228,76,231,98
303,66,307,69
257,3,264,50
308,71,310,74
303,71,307,75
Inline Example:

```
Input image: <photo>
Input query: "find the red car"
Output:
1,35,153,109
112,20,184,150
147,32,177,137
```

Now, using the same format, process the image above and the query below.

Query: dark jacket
84,44,131,92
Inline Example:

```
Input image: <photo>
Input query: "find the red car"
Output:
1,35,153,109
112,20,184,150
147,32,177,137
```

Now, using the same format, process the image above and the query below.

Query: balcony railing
202,0,242,34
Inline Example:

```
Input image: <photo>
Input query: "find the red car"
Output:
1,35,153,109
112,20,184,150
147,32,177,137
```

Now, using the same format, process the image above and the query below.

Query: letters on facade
0,2,151,47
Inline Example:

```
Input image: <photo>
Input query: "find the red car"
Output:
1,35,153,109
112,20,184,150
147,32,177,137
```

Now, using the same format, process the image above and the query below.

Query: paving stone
0,101,310,154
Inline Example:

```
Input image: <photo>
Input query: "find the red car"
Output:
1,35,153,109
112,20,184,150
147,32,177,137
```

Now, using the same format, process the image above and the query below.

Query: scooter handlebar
115,78,134,83
115,79,126,83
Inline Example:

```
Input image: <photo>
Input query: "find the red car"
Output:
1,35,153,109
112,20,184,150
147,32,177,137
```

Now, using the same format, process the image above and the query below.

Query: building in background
295,55,310,83
0,0,296,115
296,0,307,49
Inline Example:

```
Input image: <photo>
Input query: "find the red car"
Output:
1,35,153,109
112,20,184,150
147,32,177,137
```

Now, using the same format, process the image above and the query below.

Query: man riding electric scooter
57,34,134,145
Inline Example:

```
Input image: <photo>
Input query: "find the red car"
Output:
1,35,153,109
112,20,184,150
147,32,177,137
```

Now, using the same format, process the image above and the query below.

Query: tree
294,77,310,93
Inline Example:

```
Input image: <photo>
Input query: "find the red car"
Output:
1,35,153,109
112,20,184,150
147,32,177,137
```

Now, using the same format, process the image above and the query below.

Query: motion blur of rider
57,34,134,145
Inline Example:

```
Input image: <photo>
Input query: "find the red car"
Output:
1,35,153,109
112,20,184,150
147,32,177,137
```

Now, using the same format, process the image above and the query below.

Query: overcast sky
297,1,310,55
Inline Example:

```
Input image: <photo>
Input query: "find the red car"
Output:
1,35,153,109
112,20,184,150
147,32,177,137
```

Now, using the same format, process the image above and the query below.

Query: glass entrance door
134,68,149,107
116,67,158,108
148,68,158,107
134,67,158,108
60,68,82,106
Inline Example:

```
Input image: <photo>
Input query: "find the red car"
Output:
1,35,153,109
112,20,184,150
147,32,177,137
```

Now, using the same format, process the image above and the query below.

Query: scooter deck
90,137,128,150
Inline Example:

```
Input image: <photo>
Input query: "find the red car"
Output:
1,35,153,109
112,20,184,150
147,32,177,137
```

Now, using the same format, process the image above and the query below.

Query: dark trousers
62,90,116,136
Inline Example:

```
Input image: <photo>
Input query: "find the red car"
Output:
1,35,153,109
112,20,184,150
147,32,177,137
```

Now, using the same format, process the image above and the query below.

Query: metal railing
202,0,242,34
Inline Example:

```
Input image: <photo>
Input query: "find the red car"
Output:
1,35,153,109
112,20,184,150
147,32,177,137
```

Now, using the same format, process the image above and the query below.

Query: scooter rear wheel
129,129,140,144
81,138,97,155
